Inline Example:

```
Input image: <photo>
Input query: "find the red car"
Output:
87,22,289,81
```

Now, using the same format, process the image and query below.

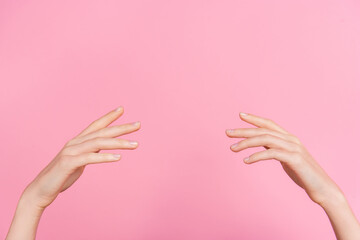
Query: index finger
239,112,290,135
75,106,124,138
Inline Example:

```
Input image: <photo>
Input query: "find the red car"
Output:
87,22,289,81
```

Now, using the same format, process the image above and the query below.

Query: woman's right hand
20,106,141,211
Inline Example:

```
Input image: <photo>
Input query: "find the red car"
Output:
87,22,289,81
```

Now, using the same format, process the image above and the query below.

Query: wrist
17,190,46,216
6,191,45,240
318,188,347,211
317,189,360,240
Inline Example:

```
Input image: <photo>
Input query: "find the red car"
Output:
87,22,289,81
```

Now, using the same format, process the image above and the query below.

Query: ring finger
230,134,297,152
68,121,141,146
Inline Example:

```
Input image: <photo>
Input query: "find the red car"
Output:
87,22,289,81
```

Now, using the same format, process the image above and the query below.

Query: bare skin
226,112,360,240
6,106,141,240
5,109,360,239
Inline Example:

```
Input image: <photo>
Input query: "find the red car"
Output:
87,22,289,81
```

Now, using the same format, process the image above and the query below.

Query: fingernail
115,106,123,112
132,121,140,126
112,154,121,160
231,143,238,149
240,112,248,117
129,141,138,146
243,157,250,163
226,129,234,134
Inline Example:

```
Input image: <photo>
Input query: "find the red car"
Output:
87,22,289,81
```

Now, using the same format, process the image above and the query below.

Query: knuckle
289,142,302,153
76,153,88,166
259,128,269,135
265,118,275,125
289,134,302,144
91,119,101,126
85,138,103,153
113,125,127,134
262,134,273,140
268,148,279,156
262,116,270,121
61,146,76,156
61,147,71,155
93,137,104,144
64,139,76,147
240,138,249,147
118,124,128,130
90,137,108,149
87,137,102,146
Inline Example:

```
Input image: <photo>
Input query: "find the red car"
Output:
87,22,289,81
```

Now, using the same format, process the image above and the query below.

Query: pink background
1,0,360,239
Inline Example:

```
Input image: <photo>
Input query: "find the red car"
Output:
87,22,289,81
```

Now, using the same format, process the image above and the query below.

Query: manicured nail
243,157,250,163
115,106,123,112
132,121,141,126
129,141,138,146
231,143,238,149
226,129,234,134
240,112,248,117
112,154,121,160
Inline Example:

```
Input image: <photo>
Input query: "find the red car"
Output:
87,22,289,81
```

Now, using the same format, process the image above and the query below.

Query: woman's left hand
225,112,343,207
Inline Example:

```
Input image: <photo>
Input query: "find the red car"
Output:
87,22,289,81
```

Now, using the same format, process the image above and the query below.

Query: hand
20,106,141,211
225,112,343,207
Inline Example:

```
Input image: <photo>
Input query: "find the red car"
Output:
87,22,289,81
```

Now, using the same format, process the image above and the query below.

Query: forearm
6,194,45,240
320,192,360,240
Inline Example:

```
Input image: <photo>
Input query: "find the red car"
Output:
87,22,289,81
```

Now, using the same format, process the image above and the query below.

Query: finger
225,127,296,143
75,106,124,138
243,148,295,164
70,121,141,146
230,134,297,152
239,112,290,135
63,137,139,155
61,153,122,169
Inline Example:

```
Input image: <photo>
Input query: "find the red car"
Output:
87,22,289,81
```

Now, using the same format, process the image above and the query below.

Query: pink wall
1,0,359,239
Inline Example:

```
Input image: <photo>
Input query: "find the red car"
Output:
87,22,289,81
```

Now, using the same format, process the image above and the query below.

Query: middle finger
230,134,297,152
226,127,297,144
63,137,139,155
69,121,141,146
